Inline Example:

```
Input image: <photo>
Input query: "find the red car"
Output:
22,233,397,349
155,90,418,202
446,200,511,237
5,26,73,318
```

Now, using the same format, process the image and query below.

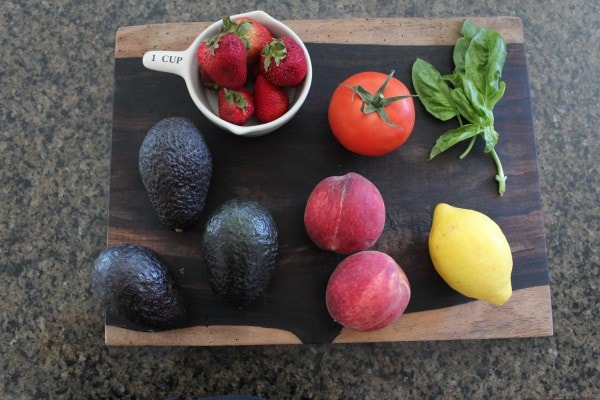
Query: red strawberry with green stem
254,75,289,123
197,32,247,89
217,87,255,126
260,37,308,87
223,16,273,65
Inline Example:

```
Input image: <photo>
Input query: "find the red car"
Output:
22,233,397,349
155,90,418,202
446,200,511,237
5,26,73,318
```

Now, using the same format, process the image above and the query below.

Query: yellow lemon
428,203,513,305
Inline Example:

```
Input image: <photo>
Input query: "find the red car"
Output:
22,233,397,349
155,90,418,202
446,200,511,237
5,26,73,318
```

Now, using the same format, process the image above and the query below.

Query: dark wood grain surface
106,20,552,345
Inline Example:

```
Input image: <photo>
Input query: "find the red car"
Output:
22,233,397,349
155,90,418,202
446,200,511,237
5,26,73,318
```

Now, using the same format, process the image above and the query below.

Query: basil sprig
412,19,508,196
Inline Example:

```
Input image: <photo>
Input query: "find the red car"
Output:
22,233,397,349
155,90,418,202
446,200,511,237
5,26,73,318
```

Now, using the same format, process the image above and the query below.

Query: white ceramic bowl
142,10,312,137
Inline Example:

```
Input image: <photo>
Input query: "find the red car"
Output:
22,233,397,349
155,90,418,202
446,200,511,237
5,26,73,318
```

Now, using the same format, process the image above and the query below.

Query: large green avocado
91,244,187,330
201,199,279,308
138,117,212,232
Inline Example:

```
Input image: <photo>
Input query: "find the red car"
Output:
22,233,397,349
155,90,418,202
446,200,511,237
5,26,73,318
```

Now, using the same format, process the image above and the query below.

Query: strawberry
217,87,255,125
254,75,289,123
248,61,261,80
198,66,218,90
196,32,247,89
260,37,308,87
223,17,273,65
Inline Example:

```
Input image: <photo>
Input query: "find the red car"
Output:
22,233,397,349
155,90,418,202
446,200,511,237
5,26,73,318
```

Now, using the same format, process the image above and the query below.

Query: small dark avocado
201,198,279,308
139,117,212,232
91,244,187,330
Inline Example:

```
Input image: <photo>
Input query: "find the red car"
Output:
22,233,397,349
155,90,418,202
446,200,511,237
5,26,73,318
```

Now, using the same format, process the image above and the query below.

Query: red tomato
328,71,415,156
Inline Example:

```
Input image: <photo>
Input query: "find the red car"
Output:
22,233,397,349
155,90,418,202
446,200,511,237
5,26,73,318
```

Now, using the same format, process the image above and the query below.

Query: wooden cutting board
107,16,553,345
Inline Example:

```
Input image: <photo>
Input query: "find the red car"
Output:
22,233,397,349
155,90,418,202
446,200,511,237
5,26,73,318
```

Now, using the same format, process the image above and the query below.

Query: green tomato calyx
343,70,415,128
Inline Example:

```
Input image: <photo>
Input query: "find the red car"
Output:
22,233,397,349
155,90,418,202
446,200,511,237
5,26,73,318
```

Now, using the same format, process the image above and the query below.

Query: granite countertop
1,1,598,399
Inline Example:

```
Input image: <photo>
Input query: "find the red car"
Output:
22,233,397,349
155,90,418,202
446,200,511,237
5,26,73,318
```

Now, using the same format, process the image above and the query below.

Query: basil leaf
453,38,469,74
450,87,478,124
461,19,482,40
453,19,482,74
429,124,482,159
464,27,507,103
412,58,457,121
442,72,462,88
462,77,493,123
487,80,506,108
482,126,499,153
483,30,507,95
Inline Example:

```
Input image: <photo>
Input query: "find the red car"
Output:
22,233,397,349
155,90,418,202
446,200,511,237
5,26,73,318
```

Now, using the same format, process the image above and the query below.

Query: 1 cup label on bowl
150,54,184,64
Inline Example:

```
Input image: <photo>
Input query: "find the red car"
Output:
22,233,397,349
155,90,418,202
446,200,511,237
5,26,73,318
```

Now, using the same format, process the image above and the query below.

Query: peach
304,172,385,254
326,251,411,331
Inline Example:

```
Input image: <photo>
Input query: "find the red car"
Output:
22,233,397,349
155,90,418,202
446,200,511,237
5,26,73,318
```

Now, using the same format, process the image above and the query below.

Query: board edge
333,285,553,343
104,285,552,346
114,16,524,58
105,324,303,346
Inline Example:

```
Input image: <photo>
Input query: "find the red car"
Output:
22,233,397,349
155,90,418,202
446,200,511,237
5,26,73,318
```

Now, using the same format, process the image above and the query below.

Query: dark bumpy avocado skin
139,117,212,232
91,244,187,330
201,199,279,308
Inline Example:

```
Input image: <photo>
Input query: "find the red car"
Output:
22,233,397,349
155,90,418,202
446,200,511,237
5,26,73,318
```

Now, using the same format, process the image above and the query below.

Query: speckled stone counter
1,1,598,399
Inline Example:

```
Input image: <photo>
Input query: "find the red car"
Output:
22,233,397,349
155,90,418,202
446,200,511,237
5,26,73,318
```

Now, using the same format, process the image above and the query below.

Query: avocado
201,198,279,308
91,243,187,329
138,117,212,232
